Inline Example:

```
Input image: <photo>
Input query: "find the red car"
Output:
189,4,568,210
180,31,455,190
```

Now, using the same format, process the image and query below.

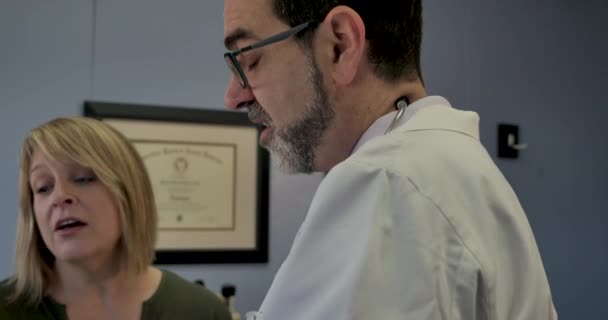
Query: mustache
248,103,273,127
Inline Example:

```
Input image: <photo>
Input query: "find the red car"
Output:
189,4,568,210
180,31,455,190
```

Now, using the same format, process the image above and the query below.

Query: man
223,0,557,319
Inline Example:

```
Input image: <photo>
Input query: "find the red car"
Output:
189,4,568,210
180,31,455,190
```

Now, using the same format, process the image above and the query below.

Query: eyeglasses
224,21,318,88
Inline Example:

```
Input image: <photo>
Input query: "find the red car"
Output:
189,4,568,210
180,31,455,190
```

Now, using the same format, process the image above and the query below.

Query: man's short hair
272,0,423,82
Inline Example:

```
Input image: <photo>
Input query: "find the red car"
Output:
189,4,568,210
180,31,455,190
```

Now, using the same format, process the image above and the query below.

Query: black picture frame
84,101,269,264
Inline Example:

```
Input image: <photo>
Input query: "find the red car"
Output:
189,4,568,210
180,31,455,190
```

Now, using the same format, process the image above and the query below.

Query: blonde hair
10,117,157,305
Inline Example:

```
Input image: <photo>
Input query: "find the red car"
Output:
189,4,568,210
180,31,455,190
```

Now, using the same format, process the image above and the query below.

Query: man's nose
225,75,255,110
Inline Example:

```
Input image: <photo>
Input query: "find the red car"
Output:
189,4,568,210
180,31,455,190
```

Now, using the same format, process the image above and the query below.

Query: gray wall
1,0,606,318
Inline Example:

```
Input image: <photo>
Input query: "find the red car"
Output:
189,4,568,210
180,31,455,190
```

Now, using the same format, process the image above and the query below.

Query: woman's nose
52,182,78,208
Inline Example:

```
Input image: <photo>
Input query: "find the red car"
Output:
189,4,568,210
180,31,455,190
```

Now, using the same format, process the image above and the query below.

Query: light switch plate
498,123,519,159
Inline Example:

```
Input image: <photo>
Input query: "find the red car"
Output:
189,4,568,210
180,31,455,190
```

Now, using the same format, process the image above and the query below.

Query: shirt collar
351,96,452,154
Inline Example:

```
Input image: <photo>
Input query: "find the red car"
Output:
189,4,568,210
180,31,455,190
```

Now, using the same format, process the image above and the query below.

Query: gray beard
249,58,334,174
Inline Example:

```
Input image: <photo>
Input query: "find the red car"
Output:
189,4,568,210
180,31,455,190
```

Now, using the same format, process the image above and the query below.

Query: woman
0,117,231,320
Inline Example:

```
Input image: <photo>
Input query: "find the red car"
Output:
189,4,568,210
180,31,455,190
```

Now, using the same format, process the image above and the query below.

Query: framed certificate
84,101,269,264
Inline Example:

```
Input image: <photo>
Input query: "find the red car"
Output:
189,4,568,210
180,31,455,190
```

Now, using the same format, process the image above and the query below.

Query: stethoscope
384,96,409,134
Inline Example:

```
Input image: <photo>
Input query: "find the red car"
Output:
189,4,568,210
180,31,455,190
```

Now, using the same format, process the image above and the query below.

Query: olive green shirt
0,270,231,320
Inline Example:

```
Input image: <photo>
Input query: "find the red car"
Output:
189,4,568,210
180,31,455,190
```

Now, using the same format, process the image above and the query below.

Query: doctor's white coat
259,97,557,320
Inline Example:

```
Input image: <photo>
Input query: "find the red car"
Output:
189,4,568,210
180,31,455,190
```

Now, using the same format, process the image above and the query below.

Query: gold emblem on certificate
134,142,236,231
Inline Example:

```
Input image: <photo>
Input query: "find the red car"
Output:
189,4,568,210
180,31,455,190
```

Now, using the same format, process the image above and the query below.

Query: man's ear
319,6,366,86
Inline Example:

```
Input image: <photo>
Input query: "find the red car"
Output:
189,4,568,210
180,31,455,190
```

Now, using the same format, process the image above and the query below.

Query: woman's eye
36,185,50,194
74,176,96,184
